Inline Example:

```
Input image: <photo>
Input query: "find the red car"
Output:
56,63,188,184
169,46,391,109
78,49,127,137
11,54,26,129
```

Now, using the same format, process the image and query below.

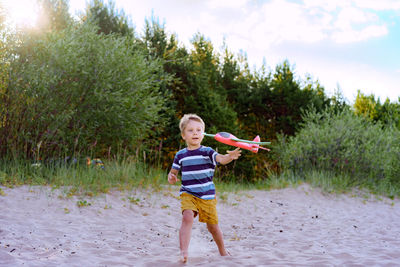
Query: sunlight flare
2,0,39,28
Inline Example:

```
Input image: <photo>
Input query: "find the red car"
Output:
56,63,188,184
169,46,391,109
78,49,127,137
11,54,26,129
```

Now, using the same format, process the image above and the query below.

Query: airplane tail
251,135,270,153
250,136,261,153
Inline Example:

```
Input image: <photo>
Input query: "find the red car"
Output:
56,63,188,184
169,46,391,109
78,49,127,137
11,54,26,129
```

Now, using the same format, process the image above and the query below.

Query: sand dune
1,184,399,266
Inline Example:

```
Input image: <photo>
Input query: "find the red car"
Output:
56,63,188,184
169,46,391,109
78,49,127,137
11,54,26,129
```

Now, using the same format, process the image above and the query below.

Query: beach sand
1,184,399,266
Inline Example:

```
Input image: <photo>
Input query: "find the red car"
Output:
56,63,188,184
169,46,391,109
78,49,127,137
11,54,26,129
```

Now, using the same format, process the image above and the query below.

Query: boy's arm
216,147,241,165
168,168,179,184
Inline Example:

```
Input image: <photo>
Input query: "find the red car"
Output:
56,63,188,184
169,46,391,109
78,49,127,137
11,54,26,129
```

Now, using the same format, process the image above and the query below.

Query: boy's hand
168,172,178,184
227,147,241,160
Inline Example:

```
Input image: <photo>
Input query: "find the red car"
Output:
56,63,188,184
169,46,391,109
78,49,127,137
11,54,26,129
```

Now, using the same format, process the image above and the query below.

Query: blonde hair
179,114,205,133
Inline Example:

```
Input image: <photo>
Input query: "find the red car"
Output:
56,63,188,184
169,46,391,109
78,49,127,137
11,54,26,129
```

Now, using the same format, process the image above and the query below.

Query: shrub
1,22,167,159
276,109,400,187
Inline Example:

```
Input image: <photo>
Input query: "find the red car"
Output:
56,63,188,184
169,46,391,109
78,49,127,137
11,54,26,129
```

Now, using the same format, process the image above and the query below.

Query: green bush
276,109,400,187
1,22,167,159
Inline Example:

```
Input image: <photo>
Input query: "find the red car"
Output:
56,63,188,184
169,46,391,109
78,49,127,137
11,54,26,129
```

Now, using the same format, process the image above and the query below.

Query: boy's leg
207,223,228,256
180,209,195,262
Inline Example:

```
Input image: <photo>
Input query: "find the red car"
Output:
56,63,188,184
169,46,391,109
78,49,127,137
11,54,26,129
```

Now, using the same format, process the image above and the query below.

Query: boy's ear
181,132,186,140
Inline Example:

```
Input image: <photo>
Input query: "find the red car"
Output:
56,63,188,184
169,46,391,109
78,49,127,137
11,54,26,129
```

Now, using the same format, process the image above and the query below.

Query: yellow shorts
180,193,218,224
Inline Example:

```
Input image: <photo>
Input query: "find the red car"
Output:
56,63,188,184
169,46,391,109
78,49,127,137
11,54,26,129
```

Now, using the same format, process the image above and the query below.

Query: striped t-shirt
171,146,219,200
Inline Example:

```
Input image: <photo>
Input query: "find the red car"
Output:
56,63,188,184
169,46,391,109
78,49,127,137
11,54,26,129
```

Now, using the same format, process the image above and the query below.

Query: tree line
1,0,399,182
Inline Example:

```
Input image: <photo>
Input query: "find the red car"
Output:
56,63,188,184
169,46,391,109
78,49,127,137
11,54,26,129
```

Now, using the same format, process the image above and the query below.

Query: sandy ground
1,184,400,267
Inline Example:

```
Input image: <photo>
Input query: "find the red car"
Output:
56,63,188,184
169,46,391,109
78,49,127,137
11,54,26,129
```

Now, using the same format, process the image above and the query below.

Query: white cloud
304,0,400,11
332,24,388,43
74,0,394,48
239,0,330,46
251,0,391,45
202,0,391,49
328,6,388,43
206,0,248,9
353,0,400,10
336,7,369,27
303,0,350,11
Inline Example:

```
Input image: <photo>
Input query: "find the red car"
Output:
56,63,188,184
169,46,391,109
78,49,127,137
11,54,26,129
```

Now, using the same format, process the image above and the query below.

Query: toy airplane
203,132,270,153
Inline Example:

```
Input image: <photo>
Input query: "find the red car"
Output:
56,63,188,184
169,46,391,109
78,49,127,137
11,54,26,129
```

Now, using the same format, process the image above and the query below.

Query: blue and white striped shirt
172,146,219,200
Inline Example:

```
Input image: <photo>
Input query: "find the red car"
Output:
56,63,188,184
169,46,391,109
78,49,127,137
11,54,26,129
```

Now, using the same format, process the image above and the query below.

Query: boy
168,114,241,263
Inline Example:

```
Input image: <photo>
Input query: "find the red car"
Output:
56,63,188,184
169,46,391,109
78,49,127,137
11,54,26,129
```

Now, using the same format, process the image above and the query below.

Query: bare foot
221,250,231,256
181,251,188,263
182,256,188,263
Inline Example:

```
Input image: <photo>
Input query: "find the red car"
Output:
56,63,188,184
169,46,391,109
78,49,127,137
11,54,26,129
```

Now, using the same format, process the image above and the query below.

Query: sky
4,0,400,103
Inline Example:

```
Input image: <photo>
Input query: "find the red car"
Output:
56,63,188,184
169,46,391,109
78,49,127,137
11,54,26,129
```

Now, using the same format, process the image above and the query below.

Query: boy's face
182,119,204,149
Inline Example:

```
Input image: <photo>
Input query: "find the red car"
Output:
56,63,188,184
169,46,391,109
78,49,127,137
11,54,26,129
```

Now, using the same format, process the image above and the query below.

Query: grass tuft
0,158,167,197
